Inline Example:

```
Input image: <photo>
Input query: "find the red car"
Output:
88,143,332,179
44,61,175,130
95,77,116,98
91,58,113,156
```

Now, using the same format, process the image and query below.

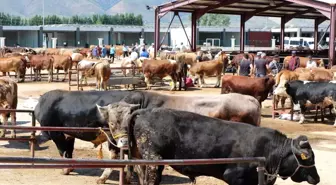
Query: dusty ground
0,60,335,185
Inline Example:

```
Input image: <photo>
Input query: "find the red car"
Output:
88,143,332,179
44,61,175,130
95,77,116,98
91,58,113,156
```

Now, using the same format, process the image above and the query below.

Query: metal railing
0,109,267,185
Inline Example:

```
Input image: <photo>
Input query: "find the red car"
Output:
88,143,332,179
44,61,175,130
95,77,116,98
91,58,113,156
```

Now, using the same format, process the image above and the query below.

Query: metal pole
329,5,336,67
42,0,45,26
191,13,197,52
176,12,192,49
159,14,175,48
119,148,125,185
280,17,285,51
240,14,246,52
30,112,36,159
154,8,160,58
257,161,266,185
0,125,110,132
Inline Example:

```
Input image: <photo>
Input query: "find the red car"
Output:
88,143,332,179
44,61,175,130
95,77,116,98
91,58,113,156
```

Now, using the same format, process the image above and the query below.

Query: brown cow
27,55,54,82
142,59,182,91
86,61,111,91
52,55,72,82
0,77,17,138
221,75,275,105
283,56,324,69
71,53,84,69
0,56,27,82
4,52,26,58
189,51,228,88
45,48,61,55
295,67,333,82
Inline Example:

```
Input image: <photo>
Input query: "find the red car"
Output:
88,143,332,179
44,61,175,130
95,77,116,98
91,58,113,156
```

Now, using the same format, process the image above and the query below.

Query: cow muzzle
113,133,128,148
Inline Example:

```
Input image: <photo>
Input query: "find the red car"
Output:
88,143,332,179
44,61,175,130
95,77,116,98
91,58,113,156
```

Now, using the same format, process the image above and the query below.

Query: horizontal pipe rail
0,125,110,132
0,157,266,166
0,165,124,169
0,109,34,113
0,138,35,141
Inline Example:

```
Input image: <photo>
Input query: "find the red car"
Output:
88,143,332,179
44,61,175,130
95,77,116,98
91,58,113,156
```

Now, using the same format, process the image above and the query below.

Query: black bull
34,90,259,184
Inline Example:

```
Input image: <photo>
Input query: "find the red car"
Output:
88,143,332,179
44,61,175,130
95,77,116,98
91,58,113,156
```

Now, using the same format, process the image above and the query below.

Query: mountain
0,0,330,28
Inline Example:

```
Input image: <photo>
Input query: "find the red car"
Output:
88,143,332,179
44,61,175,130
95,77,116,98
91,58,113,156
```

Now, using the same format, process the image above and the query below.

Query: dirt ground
0,61,336,185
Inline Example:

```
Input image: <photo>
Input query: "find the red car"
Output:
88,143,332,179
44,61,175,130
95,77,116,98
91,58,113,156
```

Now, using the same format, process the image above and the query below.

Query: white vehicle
284,37,315,50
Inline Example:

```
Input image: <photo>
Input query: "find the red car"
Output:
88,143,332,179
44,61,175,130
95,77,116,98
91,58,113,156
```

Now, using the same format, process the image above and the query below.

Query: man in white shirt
306,55,317,69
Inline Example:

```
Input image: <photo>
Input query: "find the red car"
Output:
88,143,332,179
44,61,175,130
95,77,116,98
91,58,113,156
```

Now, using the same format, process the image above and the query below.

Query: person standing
140,48,149,58
92,46,98,59
306,55,317,69
122,44,128,58
268,55,281,76
239,53,253,76
254,52,269,78
287,51,300,71
101,45,107,58
110,45,116,63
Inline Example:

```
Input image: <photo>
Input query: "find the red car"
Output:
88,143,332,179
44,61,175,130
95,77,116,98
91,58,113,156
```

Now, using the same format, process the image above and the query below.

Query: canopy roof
157,0,333,21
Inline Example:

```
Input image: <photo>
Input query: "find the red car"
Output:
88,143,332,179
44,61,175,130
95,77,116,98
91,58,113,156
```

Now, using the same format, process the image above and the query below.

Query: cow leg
144,76,151,90
281,97,287,111
62,69,68,82
56,69,59,81
332,102,336,127
48,70,52,83
170,74,177,91
10,111,16,138
223,166,246,185
199,75,205,88
49,131,75,175
33,69,38,81
298,103,306,124
0,113,8,138
314,106,319,122
97,148,118,184
215,74,221,88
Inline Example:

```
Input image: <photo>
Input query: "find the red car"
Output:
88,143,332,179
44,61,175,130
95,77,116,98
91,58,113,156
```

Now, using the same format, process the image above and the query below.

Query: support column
314,19,319,51
117,32,121,44
0,37,6,48
0,26,3,37
222,29,226,47
240,14,246,52
17,31,20,46
109,27,114,45
280,17,285,51
231,36,235,49
167,32,171,46
154,8,160,58
196,28,200,46
191,12,197,52
329,5,336,67
38,26,43,48
51,38,57,48
98,38,104,47
75,27,80,47
297,28,302,37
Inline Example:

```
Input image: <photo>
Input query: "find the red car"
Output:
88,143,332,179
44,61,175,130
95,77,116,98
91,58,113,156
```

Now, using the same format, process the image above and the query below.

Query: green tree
197,14,230,27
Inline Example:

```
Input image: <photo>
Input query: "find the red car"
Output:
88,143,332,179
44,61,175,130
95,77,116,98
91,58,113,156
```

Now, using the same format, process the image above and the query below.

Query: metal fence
0,109,267,185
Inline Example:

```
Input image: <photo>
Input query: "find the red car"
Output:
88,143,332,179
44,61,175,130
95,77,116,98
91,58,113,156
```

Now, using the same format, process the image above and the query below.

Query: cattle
45,48,61,55
0,77,17,138
34,90,261,184
189,51,229,88
274,80,336,125
221,75,275,105
78,48,91,57
70,53,84,69
0,56,27,82
85,61,111,91
274,70,300,110
283,56,323,69
96,103,320,185
26,55,54,82
52,55,72,82
77,60,99,87
120,57,143,77
142,59,184,91
3,52,26,58
295,67,333,82
7,47,37,54
0,48,12,58
231,53,255,75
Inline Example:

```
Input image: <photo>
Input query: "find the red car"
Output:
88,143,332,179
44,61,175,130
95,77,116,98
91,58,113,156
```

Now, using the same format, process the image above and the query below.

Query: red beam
284,0,330,12
245,2,292,21
195,0,245,19
284,8,315,23
159,0,200,14
240,14,245,52
0,125,110,132
280,17,285,51
191,12,197,51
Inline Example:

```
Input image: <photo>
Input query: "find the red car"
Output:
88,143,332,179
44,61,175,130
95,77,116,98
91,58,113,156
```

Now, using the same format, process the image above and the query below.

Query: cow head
96,102,140,148
280,136,319,184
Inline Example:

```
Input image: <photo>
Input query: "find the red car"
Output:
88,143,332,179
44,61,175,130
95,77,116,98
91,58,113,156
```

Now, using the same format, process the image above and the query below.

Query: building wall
3,31,18,47
19,31,39,47
199,32,222,46
54,31,76,47
224,32,241,47
143,32,168,46
86,31,109,46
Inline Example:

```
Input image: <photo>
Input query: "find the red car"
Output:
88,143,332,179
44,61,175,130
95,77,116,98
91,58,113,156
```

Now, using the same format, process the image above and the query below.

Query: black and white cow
96,102,320,185
274,80,336,125
34,90,260,184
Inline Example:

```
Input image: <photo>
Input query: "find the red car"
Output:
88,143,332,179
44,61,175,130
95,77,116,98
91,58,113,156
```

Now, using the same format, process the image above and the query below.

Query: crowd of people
238,50,317,77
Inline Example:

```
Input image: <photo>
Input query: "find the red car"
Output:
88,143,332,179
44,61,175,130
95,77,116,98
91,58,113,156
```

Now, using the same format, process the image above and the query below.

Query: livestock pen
0,108,268,185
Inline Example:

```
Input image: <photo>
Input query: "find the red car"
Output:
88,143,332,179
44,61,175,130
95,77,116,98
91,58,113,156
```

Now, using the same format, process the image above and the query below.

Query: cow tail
275,70,283,86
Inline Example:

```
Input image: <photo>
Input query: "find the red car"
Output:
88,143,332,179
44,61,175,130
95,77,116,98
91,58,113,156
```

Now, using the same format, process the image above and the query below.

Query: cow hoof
61,168,74,175
96,178,107,184
62,79,66,82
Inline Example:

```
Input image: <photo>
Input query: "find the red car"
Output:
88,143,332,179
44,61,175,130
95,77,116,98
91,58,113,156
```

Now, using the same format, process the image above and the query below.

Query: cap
257,52,262,56
292,51,296,54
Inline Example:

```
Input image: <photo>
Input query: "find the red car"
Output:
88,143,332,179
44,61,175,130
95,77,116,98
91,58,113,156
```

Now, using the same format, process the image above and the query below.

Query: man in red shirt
287,51,300,71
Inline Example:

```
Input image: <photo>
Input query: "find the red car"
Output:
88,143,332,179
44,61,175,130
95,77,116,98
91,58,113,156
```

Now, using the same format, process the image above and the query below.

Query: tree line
189,14,230,27
0,12,143,26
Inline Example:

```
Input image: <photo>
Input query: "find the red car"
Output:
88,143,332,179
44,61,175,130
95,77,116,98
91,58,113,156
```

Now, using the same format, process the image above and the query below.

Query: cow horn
299,140,309,148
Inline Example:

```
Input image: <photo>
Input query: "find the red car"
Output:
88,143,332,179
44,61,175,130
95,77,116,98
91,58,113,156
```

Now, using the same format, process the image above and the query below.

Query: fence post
119,148,125,185
257,160,265,185
30,112,36,159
